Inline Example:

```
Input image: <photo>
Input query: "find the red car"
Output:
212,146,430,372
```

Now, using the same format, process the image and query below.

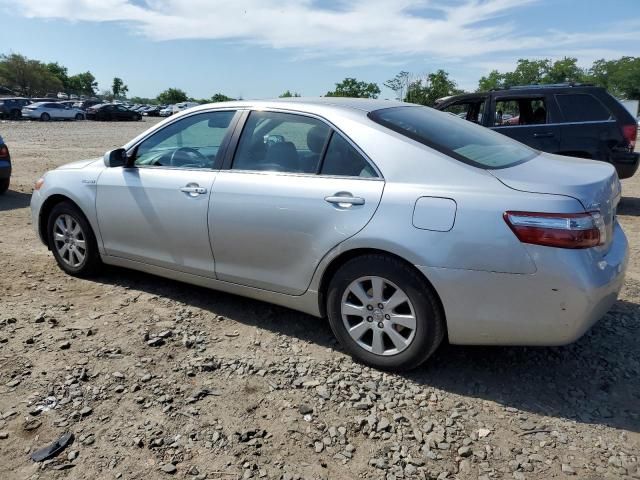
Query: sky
0,0,639,100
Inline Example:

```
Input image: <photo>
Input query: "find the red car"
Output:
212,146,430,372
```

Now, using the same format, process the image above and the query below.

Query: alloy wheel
341,276,417,356
52,214,87,268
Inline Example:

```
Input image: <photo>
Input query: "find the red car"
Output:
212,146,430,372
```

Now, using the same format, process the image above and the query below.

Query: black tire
47,201,101,277
0,178,9,195
40,112,51,122
10,109,21,120
75,113,84,120
327,254,445,371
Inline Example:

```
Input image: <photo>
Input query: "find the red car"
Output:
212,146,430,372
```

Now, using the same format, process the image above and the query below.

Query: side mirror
104,148,128,168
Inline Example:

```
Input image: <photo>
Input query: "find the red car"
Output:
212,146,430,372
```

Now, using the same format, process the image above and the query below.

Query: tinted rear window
369,106,535,169
555,94,611,122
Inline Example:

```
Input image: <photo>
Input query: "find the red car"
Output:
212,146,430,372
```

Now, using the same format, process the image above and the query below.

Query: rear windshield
368,106,536,169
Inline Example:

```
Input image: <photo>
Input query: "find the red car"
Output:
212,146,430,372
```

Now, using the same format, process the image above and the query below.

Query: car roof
190,97,408,115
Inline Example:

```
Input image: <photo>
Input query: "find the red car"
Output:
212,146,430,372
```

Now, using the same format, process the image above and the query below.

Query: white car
159,106,174,117
22,102,85,121
172,102,200,115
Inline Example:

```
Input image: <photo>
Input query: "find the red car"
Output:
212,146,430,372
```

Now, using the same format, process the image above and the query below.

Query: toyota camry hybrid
30,98,628,370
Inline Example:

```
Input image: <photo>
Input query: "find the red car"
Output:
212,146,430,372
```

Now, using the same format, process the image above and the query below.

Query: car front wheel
47,202,101,277
327,254,445,371
40,112,51,121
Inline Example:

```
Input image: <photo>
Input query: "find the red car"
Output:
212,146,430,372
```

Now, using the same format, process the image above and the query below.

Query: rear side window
494,97,547,126
555,94,611,122
369,106,535,169
321,133,377,177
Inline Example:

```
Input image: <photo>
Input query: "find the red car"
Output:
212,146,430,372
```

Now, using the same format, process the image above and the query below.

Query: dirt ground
0,118,639,480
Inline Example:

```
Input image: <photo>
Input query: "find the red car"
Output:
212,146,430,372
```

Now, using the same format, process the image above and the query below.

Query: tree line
1,52,638,107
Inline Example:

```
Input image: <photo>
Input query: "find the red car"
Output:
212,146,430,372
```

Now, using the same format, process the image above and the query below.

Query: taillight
622,124,637,149
0,145,8,158
504,211,604,249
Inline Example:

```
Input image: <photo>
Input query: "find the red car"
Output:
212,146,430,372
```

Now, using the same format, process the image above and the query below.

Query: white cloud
4,0,639,64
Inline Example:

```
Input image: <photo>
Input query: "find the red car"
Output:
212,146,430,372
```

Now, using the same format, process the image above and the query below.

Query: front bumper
419,222,628,346
30,189,47,246
611,150,639,179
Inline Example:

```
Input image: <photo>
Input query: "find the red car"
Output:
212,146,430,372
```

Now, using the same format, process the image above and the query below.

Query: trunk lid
490,152,621,250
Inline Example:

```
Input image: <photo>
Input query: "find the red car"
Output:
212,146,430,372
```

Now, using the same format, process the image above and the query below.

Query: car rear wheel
40,112,50,122
10,109,21,120
47,202,101,277
75,113,84,120
327,254,445,371
0,178,9,195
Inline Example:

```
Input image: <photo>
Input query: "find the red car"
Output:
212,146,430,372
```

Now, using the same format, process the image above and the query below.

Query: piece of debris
31,432,74,462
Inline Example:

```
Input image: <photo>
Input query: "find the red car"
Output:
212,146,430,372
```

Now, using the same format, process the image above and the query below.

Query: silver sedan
30,98,628,370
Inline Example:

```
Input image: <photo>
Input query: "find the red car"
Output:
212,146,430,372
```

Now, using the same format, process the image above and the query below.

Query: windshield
368,106,536,169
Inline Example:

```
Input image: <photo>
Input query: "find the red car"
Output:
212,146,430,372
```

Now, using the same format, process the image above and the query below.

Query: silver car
30,98,628,370
22,102,86,121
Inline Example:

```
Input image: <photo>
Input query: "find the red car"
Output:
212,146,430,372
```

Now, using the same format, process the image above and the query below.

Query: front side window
232,111,331,173
494,97,547,126
369,106,536,169
134,110,235,169
555,94,611,122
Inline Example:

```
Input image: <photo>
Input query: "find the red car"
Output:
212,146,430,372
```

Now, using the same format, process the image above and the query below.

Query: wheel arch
317,248,446,326
38,194,85,248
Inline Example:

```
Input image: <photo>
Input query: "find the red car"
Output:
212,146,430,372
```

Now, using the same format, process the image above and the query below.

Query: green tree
157,88,188,104
589,57,640,99
384,71,410,101
0,53,62,96
278,90,300,98
211,93,234,102
129,96,158,105
543,57,586,84
477,70,503,91
326,77,381,98
68,71,98,96
111,77,128,98
501,59,550,88
46,62,69,91
405,70,462,106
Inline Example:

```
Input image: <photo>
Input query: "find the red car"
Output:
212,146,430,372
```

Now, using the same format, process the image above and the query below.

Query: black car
0,135,11,194
0,97,31,119
142,106,161,117
86,104,142,121
435,84,639,179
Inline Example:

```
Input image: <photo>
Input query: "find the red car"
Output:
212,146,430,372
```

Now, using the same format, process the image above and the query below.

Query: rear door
553,92,616,159
491,94,561,153
209,109,384,295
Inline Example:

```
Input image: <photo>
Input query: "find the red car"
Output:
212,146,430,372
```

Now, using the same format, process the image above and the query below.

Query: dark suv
0,97,31,119
435,84,639,179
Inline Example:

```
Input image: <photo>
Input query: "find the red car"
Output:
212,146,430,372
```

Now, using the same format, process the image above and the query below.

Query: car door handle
533,132,554,138
325,195,365,206
180,185,207,195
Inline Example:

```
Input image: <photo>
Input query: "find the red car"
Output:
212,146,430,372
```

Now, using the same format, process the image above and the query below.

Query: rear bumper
611,150,639,179
419,223,628,346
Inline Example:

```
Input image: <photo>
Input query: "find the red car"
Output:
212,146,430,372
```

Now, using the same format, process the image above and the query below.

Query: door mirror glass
104,148,127,168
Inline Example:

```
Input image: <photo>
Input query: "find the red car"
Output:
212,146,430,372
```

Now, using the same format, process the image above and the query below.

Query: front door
209,110,384,295
491,95,561,152
96,110,237,277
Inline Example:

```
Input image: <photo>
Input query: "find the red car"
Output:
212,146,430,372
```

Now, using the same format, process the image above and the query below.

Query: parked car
142,106,161,117
0,97,31,119
172,101,200,114
159,105,174,117
0,135,10,194
22,102,86,121
30,98,628,370
85,104,142,121
58,100,77,108
435,84,639,179
73,99,102,111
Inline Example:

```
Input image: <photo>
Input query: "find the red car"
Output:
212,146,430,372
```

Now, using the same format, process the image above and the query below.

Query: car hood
57,158,102,170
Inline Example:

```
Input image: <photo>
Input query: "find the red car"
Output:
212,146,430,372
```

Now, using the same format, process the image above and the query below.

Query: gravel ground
0,118,639,480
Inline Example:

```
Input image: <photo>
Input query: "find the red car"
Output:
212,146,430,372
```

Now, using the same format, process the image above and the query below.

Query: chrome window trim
493,119,617,130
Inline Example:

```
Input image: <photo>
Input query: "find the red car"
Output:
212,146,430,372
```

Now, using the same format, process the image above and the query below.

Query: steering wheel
170,147,208,167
